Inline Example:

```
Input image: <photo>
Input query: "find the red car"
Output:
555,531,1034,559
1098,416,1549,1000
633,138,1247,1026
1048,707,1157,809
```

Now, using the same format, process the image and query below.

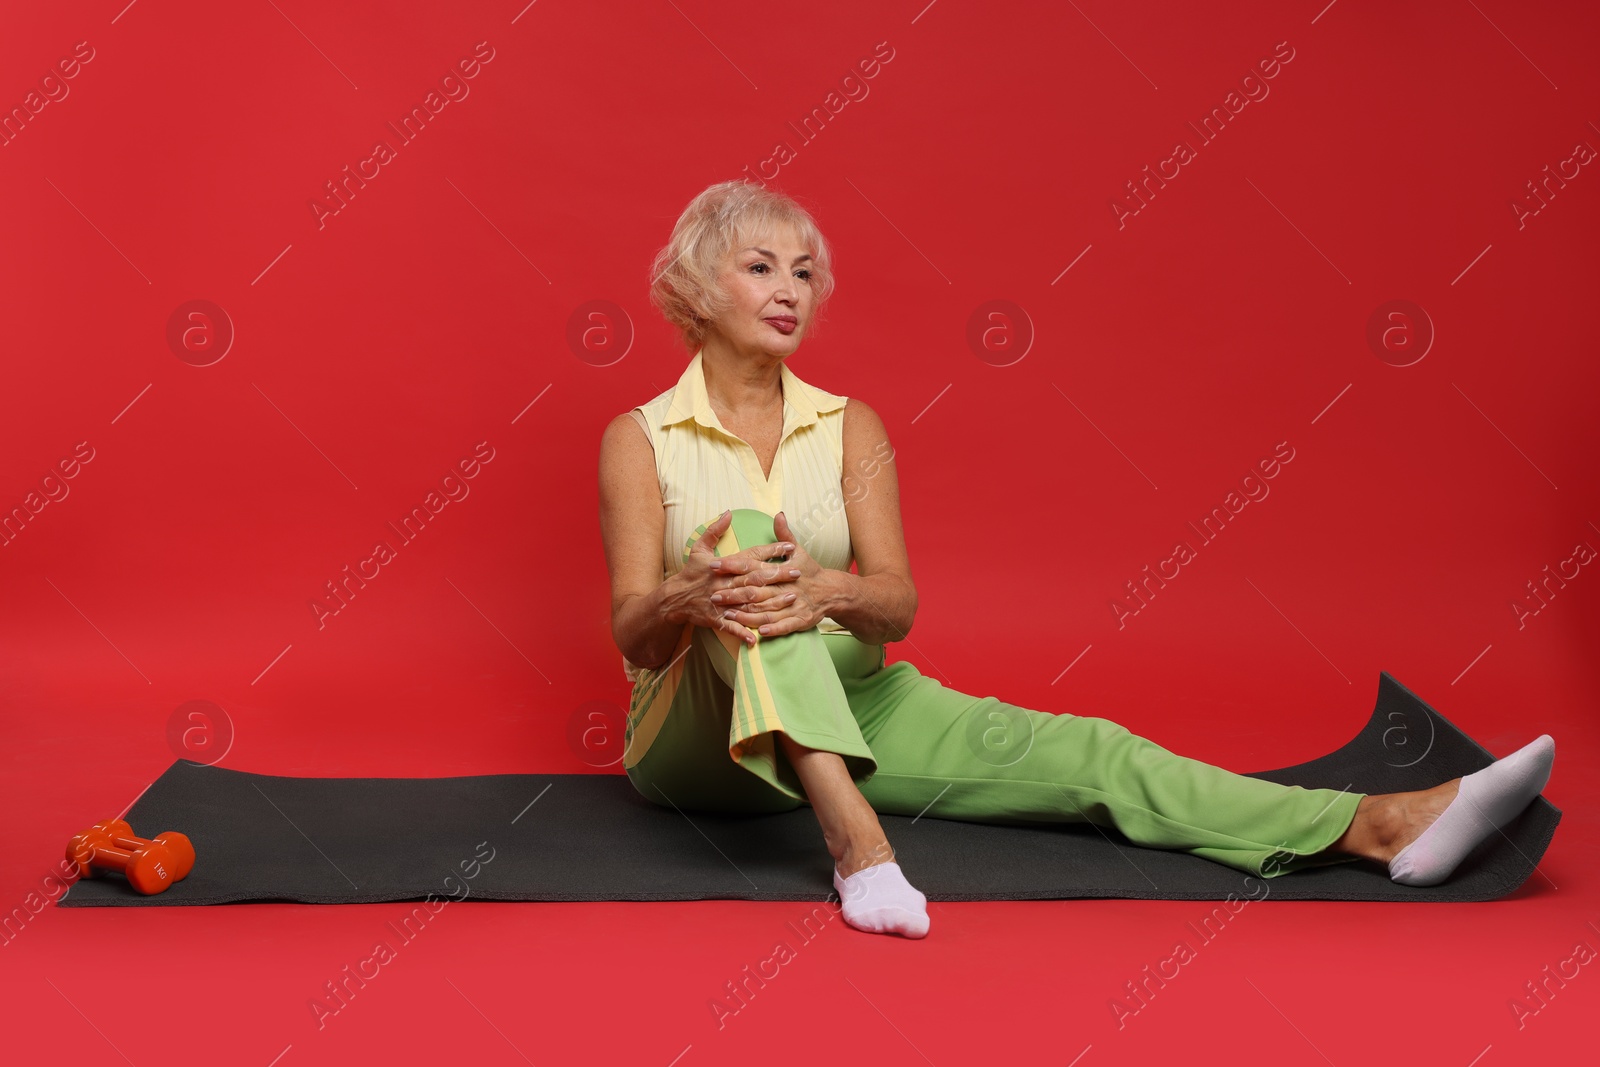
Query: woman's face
710,222,816,359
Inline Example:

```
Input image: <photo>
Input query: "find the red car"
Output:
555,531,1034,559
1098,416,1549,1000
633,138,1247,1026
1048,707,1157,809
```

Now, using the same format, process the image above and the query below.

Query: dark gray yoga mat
58,671,1559,906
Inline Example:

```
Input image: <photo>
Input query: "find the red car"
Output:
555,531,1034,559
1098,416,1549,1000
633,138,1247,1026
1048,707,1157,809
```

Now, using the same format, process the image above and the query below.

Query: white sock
1389,734,1555,886
832,860,930,939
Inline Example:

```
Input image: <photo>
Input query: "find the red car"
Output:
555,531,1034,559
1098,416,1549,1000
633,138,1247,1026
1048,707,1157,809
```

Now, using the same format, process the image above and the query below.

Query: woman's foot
837,836,895,878
1340,734,1556,886
1385,734,1554,885
833,841,930,939
1336,781,1461,865
774,736,929,937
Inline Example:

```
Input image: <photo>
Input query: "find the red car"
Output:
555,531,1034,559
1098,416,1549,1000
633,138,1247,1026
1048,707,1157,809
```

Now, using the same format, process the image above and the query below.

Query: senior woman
597,179,1556,940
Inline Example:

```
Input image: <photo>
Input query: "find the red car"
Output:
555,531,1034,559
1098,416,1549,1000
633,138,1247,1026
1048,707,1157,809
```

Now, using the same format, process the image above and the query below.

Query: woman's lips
765,318,796,335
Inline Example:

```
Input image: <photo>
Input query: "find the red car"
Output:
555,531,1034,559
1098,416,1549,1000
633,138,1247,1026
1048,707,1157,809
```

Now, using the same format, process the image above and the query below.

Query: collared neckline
661,348,844,443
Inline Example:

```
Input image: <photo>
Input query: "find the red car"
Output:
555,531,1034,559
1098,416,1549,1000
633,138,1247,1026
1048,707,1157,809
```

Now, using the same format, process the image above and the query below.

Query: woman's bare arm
816,398,917,644
598,412,685,672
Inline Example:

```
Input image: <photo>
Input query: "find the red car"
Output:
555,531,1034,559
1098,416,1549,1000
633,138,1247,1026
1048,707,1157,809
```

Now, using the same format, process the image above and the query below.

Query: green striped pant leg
826,638,1366,878
623,619,803,814
700,507,878,799
623,508,878,809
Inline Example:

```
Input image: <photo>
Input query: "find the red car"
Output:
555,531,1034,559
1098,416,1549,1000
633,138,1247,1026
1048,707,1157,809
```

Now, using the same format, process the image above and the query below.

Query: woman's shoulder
840,396,887,435
601,407,653,454
838,397,897,471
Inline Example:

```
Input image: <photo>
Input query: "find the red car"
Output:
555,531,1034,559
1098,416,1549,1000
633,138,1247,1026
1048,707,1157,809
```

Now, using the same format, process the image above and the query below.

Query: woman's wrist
656,571,690,626
815,567,915,643
618,574,691,672
816,567,856,621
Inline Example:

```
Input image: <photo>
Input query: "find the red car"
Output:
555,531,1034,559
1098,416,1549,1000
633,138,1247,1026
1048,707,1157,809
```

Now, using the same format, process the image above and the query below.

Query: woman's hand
661,510,802,647
717,512,832,639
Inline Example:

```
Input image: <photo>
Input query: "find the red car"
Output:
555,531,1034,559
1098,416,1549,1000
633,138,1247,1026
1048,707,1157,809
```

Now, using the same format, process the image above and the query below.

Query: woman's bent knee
683,508,780,566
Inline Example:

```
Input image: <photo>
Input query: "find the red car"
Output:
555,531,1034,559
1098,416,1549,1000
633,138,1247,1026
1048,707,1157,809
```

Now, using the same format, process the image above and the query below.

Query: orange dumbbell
66,818,195,895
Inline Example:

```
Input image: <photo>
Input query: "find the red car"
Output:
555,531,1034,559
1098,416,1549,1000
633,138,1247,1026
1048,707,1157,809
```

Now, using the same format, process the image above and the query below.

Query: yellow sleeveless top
623,349,855,683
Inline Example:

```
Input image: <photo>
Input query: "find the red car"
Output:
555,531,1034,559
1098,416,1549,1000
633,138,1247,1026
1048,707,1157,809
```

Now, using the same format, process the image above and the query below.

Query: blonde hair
648,179,836,354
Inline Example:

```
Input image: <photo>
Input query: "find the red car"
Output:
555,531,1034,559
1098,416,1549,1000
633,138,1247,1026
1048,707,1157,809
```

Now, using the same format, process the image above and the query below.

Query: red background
3,1,1596,1064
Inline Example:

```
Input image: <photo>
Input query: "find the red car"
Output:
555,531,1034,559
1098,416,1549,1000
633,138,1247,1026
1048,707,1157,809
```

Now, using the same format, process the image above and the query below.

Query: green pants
624,509,1365,878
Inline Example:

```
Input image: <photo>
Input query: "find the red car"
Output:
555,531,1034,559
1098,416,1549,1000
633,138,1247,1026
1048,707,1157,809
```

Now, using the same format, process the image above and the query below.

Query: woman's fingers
719,595,799,636
747,613,802,638
689,511,733,564
724,562,802,587
681,515,803,642
710,583,759,606
710,540,794,570
719,589,817,641
710,568,799,606
712,553,789,574
723,591,797,615
752,540,795,560
717,617,757,645
745,562,799,587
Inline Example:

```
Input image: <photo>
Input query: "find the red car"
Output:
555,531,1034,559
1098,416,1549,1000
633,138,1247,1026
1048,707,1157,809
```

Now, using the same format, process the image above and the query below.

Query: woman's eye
749,263,812,281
